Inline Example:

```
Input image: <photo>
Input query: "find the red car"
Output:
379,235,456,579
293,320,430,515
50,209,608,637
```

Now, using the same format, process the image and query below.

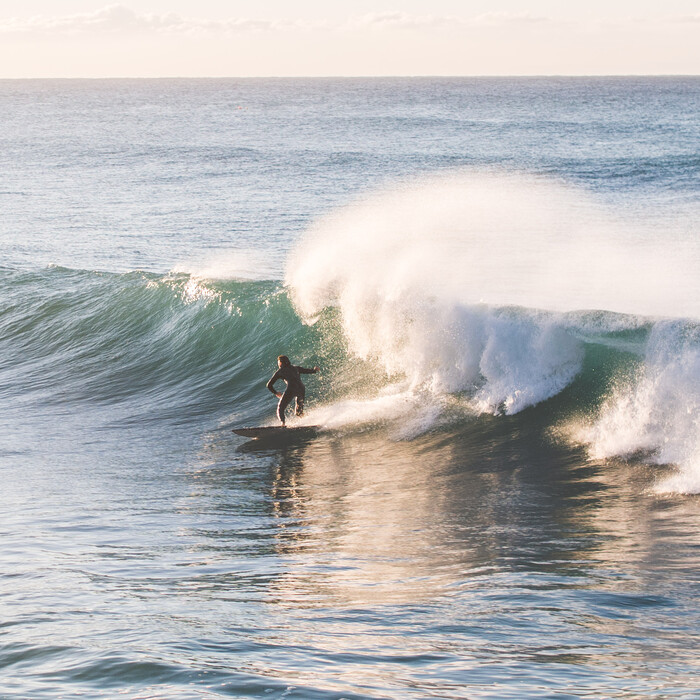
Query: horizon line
1,73,698,81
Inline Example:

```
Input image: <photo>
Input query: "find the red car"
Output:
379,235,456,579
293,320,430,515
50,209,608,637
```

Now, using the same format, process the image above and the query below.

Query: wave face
0,266,309,424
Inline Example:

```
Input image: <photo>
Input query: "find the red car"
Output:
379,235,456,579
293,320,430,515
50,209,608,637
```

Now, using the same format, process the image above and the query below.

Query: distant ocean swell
1,261,698,494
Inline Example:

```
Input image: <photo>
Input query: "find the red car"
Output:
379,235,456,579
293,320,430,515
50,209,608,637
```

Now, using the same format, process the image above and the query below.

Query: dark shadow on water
235,432,321,454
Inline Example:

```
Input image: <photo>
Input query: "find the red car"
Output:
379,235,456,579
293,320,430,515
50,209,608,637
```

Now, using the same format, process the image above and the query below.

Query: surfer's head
278,355,291,368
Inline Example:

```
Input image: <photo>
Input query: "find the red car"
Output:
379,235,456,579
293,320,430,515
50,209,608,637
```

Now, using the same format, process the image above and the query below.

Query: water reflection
265,434,472,606
191,419,700,615
172,421,700,698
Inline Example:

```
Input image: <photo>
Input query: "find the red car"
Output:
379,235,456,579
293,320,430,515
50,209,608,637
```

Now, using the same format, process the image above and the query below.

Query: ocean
1,77,699,698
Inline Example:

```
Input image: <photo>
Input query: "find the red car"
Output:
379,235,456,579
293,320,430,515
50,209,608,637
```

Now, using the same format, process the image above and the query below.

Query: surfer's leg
277,390,294,425
295,388,305,417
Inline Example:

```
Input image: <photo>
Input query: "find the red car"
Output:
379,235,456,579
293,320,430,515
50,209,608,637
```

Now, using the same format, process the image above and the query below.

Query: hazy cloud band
0,4,556,36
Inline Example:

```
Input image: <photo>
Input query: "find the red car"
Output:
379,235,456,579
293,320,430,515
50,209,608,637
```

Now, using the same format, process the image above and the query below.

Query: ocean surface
1,77,699,699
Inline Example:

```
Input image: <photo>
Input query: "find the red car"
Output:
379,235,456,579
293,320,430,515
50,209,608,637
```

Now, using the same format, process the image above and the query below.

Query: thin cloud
355,11,455,30
0,5,554,36
355,10,550,30
0,4,312,36
469,12,549,26
1,5,183,34
12,5,690,38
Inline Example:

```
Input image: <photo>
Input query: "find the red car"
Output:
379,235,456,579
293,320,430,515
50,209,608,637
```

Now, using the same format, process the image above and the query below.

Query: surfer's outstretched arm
297,366,320,374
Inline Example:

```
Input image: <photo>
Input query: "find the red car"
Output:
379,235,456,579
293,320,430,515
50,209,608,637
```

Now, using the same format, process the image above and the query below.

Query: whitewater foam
288,170,700,321
577,320,700,494
286,171,700,492
286,172,614,418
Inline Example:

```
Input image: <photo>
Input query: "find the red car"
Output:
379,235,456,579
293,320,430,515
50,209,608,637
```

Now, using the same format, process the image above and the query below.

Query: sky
0,1,698,77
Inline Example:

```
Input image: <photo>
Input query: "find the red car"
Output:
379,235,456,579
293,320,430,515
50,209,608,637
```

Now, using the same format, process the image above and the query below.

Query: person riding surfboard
266,355,319,426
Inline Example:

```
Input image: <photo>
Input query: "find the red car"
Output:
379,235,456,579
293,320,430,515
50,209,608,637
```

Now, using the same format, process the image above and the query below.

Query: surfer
267,355,320,426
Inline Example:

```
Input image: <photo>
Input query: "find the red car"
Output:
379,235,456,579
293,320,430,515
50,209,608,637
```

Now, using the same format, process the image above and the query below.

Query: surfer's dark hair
278,355,291,367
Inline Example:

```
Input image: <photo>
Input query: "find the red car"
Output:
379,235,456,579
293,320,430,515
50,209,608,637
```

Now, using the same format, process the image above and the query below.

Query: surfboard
232,426,320,439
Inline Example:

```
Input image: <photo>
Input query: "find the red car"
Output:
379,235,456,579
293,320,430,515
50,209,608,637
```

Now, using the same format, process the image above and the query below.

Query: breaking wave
286,171,700,491
2,172,699,493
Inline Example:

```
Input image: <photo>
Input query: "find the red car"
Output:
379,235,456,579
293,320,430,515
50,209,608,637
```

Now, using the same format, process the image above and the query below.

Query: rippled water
4,410,700,698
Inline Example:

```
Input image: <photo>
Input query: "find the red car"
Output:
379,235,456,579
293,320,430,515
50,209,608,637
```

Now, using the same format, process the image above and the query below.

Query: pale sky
0,1,698,77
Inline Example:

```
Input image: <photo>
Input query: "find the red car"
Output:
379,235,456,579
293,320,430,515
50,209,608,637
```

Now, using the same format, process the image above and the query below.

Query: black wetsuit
266,365,317,424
